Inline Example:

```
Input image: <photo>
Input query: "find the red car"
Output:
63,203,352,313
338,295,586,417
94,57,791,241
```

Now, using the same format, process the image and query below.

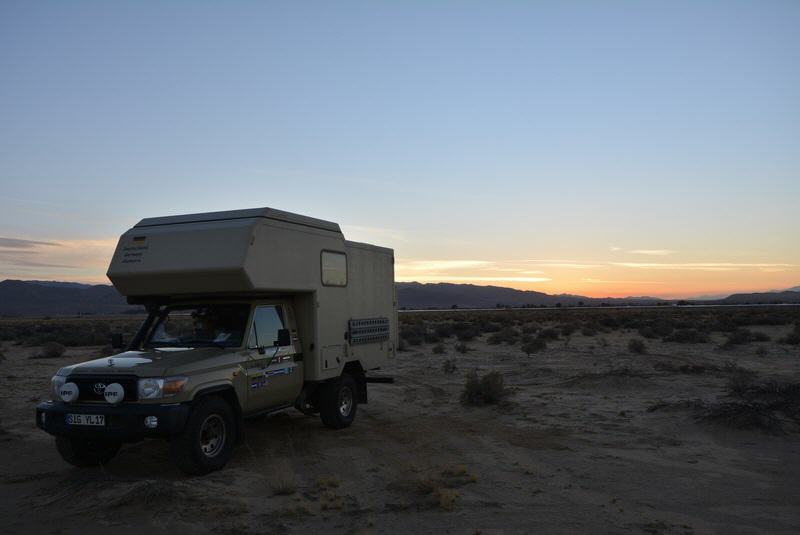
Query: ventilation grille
349,317,390,345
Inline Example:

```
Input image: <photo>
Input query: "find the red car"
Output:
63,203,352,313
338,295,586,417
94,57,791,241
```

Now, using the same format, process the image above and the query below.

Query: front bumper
35,401,191,442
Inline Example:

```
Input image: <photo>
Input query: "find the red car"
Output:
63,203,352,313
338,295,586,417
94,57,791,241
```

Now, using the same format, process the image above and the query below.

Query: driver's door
244,304,303,413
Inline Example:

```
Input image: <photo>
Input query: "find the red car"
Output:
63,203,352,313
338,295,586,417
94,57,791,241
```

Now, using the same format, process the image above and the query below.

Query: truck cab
36,208,396,474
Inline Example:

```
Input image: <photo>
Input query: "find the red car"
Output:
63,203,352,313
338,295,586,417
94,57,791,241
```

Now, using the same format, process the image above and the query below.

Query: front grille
66,375,138,403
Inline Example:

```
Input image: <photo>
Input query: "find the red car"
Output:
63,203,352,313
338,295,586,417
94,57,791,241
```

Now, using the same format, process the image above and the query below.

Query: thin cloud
397,275,551,283
0,237,61,249
396,259,493,272
582,278,664,284
613,262,796,271
626,249,676,256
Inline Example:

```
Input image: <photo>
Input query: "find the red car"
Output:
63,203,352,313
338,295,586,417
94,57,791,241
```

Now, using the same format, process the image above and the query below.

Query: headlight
51,376,66,400
137,376,187,400
138,378,164,399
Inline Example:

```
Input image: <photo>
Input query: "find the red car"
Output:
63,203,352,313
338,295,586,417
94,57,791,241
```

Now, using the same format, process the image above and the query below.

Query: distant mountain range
0,279,799,316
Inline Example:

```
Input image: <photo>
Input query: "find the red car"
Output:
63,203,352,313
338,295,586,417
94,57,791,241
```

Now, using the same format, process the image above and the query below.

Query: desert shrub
537,327,559,340
581,324,598,337
460,371,506,405
701,379,800,434
424,331,442,344
779,324,800,345
38,342,66,359
559,323,578,337
432,343,446,354
638,326,656,339
480,322,503,334
488,327,518,345
628,338,647,354
722,328,769,349
405,334,423,346
521,338,547,356
664,328,709,344
266,458,297,496
521,322,539,335
455,328,478,342
455,342,470,354
442,358,457,374
434,323,455,338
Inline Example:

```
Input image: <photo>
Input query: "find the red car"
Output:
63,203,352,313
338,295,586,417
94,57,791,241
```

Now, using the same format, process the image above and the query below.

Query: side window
321,250,347,287
248,306,285,348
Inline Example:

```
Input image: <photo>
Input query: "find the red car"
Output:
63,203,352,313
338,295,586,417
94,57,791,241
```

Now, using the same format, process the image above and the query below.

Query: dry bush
628,338,647,354
664,328,709,344
455,342,470,354
319,490,345,511
722,328,770,349
431,487,460,511
442,358,457,374
316,476,341,489
461,370,506,405
267,458,298,496
537,327,559,340
521,338,547,356
779,324,800,345
432,343,446,354
35,342,66,359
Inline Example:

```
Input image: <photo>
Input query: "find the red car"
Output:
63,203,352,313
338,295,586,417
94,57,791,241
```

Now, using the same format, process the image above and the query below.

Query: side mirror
111,333,125,349
276,328,291,347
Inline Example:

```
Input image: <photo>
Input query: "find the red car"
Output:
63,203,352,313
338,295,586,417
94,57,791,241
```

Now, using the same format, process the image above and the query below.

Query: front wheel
170,396,236,475
319,373,358,429
55,436,121,467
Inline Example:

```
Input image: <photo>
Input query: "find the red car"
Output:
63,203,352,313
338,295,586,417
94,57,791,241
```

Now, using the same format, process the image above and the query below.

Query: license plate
65,414,105,426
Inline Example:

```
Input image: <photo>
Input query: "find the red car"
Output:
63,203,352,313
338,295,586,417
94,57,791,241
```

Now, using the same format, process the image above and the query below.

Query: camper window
248,305,285,349
321,250,347,287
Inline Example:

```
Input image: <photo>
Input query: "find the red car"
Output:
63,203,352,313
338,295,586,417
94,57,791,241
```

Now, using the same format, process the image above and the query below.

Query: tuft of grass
460,370,506,405
627,338,647,354
267,458,298,496
316,476,341,489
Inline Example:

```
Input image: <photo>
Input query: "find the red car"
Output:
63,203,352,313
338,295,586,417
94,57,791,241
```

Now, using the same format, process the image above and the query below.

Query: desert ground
1,307,799,534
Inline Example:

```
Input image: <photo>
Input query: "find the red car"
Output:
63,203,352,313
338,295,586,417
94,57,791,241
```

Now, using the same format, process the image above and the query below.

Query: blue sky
1,1,798,297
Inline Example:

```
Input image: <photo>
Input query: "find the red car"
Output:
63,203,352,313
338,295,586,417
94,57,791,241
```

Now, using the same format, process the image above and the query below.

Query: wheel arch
191,384,245,443
343,360,367,404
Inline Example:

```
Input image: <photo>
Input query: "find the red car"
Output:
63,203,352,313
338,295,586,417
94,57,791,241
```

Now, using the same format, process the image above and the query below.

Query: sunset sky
1,1,798,299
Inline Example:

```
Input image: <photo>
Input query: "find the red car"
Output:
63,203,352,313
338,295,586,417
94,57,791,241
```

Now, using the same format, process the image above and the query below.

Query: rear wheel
319,373,358,429
171,396,236,475
55,436,121,467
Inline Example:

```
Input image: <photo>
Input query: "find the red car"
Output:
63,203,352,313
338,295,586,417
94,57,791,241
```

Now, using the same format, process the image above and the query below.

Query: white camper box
107,208,396,381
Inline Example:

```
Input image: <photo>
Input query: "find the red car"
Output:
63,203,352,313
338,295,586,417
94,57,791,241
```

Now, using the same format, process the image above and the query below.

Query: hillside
1,279,798,316
396,282,665,309
0,280,133,316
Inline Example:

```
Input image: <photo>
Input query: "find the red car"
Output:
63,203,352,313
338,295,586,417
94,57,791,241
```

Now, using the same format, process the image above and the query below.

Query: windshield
144,304,250,348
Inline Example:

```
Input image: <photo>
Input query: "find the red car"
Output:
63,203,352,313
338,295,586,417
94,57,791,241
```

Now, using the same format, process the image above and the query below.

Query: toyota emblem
93,383,107,395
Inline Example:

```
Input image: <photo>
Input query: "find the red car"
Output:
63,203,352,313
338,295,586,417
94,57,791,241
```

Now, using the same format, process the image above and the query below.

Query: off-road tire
55,436,121,467
171,396,236,475
319,373,358,429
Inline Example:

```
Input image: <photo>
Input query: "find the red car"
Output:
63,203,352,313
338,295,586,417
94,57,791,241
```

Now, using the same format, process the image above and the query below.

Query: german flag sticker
132,236,146,244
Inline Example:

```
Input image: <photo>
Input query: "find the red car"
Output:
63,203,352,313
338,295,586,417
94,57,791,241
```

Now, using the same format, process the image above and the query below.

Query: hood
60,347,231,377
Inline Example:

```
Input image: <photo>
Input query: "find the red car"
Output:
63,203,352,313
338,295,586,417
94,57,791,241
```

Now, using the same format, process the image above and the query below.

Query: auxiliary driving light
40,412,46,426
144,416,158,429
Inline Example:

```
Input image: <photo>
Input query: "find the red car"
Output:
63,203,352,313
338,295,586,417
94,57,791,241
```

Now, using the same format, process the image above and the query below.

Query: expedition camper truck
35,208,397,474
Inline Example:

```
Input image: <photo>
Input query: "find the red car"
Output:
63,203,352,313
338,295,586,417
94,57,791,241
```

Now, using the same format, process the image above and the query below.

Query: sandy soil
1,324,799,534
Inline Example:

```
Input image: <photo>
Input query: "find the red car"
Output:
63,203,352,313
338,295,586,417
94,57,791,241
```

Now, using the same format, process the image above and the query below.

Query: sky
1,1,798,299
